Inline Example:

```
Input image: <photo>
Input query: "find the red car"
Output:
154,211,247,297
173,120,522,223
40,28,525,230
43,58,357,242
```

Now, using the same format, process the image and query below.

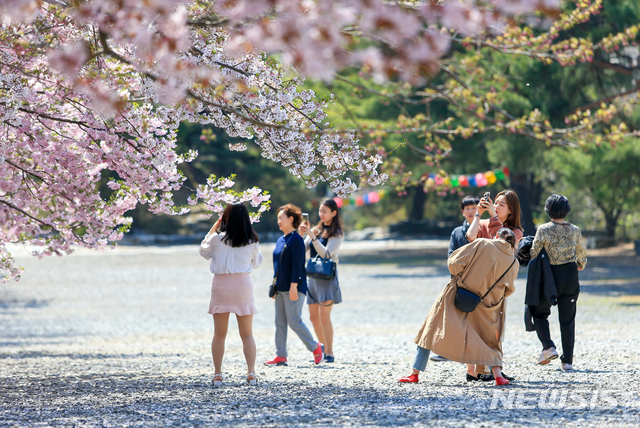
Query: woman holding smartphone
299,198,344,363
464,189,523,381
466,189,524,245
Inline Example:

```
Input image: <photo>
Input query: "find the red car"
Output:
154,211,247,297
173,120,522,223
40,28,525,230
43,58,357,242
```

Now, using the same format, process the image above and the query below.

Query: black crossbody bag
454,258,516,313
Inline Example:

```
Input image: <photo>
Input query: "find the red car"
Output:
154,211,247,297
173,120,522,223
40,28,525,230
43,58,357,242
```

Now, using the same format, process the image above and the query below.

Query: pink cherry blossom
0,0,559,281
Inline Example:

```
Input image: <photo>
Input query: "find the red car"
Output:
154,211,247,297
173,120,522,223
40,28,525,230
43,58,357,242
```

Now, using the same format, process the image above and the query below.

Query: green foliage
544,138,640,236
619,213,640,240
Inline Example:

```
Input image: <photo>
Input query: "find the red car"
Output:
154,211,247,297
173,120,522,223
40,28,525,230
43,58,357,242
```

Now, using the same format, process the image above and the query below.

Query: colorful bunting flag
331,167,509,208
425,166,510,190
333,189,387,208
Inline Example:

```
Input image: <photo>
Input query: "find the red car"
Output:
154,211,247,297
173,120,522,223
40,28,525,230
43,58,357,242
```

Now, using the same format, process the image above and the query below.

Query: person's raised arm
466,204,484,242
312,235,343,259
199,218,222,259
466,197,492,242
299,221,313,252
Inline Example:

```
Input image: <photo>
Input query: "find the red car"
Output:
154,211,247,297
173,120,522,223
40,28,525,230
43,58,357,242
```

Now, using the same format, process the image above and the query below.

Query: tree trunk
409,185,426,221
510,173,537,236
604,210,618,239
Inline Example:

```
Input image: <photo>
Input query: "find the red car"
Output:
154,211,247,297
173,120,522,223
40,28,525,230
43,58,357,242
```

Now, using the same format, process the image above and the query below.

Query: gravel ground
1,240,639,427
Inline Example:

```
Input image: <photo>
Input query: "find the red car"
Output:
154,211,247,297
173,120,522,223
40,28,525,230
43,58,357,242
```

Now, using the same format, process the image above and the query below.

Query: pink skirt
208,273,257,316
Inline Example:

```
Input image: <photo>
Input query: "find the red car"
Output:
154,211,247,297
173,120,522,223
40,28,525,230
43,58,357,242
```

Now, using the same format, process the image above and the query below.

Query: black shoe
325,355,335,363
466,373,495,382
501,373,515,381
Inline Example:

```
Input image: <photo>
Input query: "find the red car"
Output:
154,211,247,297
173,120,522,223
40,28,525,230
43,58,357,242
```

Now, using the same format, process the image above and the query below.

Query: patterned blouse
529,222,587,270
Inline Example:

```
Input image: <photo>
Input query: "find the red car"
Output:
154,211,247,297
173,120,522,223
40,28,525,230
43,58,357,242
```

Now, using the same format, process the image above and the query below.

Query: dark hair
461,195,480,210
496,189,523,232
277,203,303,229
219,203,259,247
312,198,344,239
545,194,571,219
496,227,517,248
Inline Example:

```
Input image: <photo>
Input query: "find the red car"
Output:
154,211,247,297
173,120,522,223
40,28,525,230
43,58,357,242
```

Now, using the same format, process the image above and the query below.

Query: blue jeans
412,346,431,372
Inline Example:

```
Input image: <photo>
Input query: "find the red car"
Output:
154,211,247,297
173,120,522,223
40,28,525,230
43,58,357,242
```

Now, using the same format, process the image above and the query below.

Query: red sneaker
399,374,419,383
313,343,324,364
264,356,287,366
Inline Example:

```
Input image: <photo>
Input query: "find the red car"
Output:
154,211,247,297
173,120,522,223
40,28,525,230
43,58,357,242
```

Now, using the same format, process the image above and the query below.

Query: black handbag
306,251,336,280
454,258,516,313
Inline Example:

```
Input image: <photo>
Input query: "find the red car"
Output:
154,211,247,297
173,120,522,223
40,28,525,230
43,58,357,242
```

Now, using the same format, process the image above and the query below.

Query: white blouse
199,232,263,274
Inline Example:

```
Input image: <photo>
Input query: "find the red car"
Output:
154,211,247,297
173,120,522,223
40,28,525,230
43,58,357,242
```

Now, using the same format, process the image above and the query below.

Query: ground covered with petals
1,241,639,426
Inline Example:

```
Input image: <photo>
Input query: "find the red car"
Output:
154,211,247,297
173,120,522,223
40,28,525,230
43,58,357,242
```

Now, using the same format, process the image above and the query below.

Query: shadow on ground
0,367,635,427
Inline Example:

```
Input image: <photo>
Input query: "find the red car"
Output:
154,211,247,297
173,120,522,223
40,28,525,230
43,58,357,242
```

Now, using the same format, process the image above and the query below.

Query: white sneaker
562,363,574,371
537,347,559,365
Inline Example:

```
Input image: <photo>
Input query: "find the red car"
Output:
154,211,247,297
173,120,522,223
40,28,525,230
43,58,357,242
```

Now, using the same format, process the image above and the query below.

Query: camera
302,213,309,223
483,192,491,200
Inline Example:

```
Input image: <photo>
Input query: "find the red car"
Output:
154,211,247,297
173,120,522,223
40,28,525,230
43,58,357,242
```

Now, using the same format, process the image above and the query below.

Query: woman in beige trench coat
399,228,519,386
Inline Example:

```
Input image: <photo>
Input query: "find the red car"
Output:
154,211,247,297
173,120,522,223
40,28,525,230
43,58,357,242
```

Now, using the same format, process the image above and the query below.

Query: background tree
304,0,640,237
5,0,639,282
545,138,640,238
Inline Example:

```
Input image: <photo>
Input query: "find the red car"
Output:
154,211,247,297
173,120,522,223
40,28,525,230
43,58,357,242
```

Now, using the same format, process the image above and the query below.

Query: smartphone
302,213,309,223
483,192,491,200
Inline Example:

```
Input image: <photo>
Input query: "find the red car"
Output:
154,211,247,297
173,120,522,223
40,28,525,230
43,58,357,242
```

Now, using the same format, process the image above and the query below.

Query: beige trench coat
414,238,518,367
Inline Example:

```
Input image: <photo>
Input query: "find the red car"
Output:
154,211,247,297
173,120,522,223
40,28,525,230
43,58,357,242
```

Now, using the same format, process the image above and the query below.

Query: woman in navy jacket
264,204,324,367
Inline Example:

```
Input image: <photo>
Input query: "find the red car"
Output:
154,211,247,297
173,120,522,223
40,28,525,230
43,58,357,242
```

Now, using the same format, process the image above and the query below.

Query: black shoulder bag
454,258,516,313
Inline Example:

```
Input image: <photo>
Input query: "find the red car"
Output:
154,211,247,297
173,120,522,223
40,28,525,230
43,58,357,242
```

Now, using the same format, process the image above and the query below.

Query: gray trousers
274,290,317,357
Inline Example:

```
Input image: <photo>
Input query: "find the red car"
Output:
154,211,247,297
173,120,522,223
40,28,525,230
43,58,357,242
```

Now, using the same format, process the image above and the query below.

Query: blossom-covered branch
0,0,561,281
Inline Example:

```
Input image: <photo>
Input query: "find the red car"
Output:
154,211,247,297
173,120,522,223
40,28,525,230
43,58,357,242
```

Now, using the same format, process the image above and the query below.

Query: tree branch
0,199,57,231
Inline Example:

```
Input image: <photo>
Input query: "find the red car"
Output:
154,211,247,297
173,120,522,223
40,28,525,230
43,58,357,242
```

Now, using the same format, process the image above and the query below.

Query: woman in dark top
264,204,324,367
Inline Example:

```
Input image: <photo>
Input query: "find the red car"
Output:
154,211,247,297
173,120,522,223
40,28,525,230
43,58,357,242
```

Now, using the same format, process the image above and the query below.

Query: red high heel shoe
495,376,510,386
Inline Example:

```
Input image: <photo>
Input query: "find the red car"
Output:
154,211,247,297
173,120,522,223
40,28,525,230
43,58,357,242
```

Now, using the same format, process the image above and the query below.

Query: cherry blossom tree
0,0,563,281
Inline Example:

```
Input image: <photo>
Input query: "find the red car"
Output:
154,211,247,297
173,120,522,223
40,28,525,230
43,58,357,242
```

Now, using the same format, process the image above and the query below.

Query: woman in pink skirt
199,203,263,387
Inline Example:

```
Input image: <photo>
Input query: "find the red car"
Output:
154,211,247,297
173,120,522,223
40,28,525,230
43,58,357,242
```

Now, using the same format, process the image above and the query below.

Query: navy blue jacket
448,220,471,257
273,231,307,294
